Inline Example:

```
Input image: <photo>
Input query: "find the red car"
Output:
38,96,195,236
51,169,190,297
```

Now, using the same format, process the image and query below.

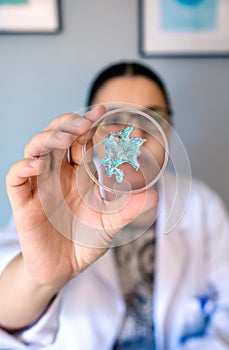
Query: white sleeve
0,222,63,348
179,185,229,349
207,192,229,347
13,291,63,347
0,292,63,349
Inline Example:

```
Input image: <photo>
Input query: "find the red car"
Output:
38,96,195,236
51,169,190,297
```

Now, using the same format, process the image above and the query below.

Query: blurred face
91,76,169,194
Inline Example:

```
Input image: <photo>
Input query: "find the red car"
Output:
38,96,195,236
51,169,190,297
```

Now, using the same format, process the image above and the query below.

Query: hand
6,105,158,290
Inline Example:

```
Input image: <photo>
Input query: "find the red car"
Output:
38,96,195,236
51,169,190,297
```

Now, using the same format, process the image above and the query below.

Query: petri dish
82,107,169,196
37,105,191,247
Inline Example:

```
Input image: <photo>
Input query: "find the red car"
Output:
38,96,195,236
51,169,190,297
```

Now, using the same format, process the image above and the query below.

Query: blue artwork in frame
139,0,229,57
161,0,217,32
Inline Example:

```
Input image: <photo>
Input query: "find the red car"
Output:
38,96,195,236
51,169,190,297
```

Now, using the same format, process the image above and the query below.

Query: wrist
20,255,69,298
0,254,65,330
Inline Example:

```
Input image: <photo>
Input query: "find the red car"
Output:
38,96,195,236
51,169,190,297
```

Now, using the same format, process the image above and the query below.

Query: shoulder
162,171,227,210
159,172,228,232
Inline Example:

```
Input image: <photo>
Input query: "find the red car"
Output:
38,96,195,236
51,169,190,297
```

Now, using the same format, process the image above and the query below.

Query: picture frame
139,0,229,58
0,0,61,34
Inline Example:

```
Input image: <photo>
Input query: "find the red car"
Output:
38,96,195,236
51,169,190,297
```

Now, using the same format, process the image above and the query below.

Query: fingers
45,113,91,137
44,112,75,130
6,158,48,208
25,105,106,161
44,105,106,136
24,130,76,158
69,105,106,145
7,106,107,209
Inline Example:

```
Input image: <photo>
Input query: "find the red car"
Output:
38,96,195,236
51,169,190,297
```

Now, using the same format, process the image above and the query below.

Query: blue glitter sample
101,125,146,183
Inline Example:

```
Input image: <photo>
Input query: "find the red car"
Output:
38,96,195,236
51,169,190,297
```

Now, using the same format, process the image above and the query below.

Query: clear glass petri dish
82,107,169,195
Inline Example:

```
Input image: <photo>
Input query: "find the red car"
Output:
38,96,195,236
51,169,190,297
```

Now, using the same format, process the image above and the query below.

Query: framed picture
139,0,229,57
0,0,61,34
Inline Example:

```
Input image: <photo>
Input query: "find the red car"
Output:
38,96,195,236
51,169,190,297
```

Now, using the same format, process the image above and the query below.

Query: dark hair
86,61,173,116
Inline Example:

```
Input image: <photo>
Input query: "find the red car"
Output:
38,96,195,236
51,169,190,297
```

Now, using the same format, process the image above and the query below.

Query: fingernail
28,159,40,167
89,105,105,115
74,117,86,126
85,105,106,121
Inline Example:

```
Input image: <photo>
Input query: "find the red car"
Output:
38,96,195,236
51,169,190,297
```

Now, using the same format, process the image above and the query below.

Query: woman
0,62,228,349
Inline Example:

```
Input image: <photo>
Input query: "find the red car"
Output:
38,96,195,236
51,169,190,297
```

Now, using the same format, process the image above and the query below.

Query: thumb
103,189,159,235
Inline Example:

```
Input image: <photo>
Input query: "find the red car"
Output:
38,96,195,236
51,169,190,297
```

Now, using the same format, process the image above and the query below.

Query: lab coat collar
154,173,190,349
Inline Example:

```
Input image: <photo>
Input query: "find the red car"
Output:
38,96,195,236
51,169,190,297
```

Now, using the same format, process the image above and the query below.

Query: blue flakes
101,125,146,183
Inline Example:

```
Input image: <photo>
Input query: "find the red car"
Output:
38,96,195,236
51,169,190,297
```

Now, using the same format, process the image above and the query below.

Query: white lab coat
0,173,229,350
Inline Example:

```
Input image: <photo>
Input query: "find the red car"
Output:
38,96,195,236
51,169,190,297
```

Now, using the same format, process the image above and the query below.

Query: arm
0,253,62,331
0,106,158,332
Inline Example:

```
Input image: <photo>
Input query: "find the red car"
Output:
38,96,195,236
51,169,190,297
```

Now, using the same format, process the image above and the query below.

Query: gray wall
1,0,229,228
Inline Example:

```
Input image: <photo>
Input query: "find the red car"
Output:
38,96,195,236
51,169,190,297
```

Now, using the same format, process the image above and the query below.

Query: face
90,76,169,195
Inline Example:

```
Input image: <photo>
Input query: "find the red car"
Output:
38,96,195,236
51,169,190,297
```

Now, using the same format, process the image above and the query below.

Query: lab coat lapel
154,178,190,349
92,249,125,346
55,250,125,350
92,248,124,299
155,225,189,349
